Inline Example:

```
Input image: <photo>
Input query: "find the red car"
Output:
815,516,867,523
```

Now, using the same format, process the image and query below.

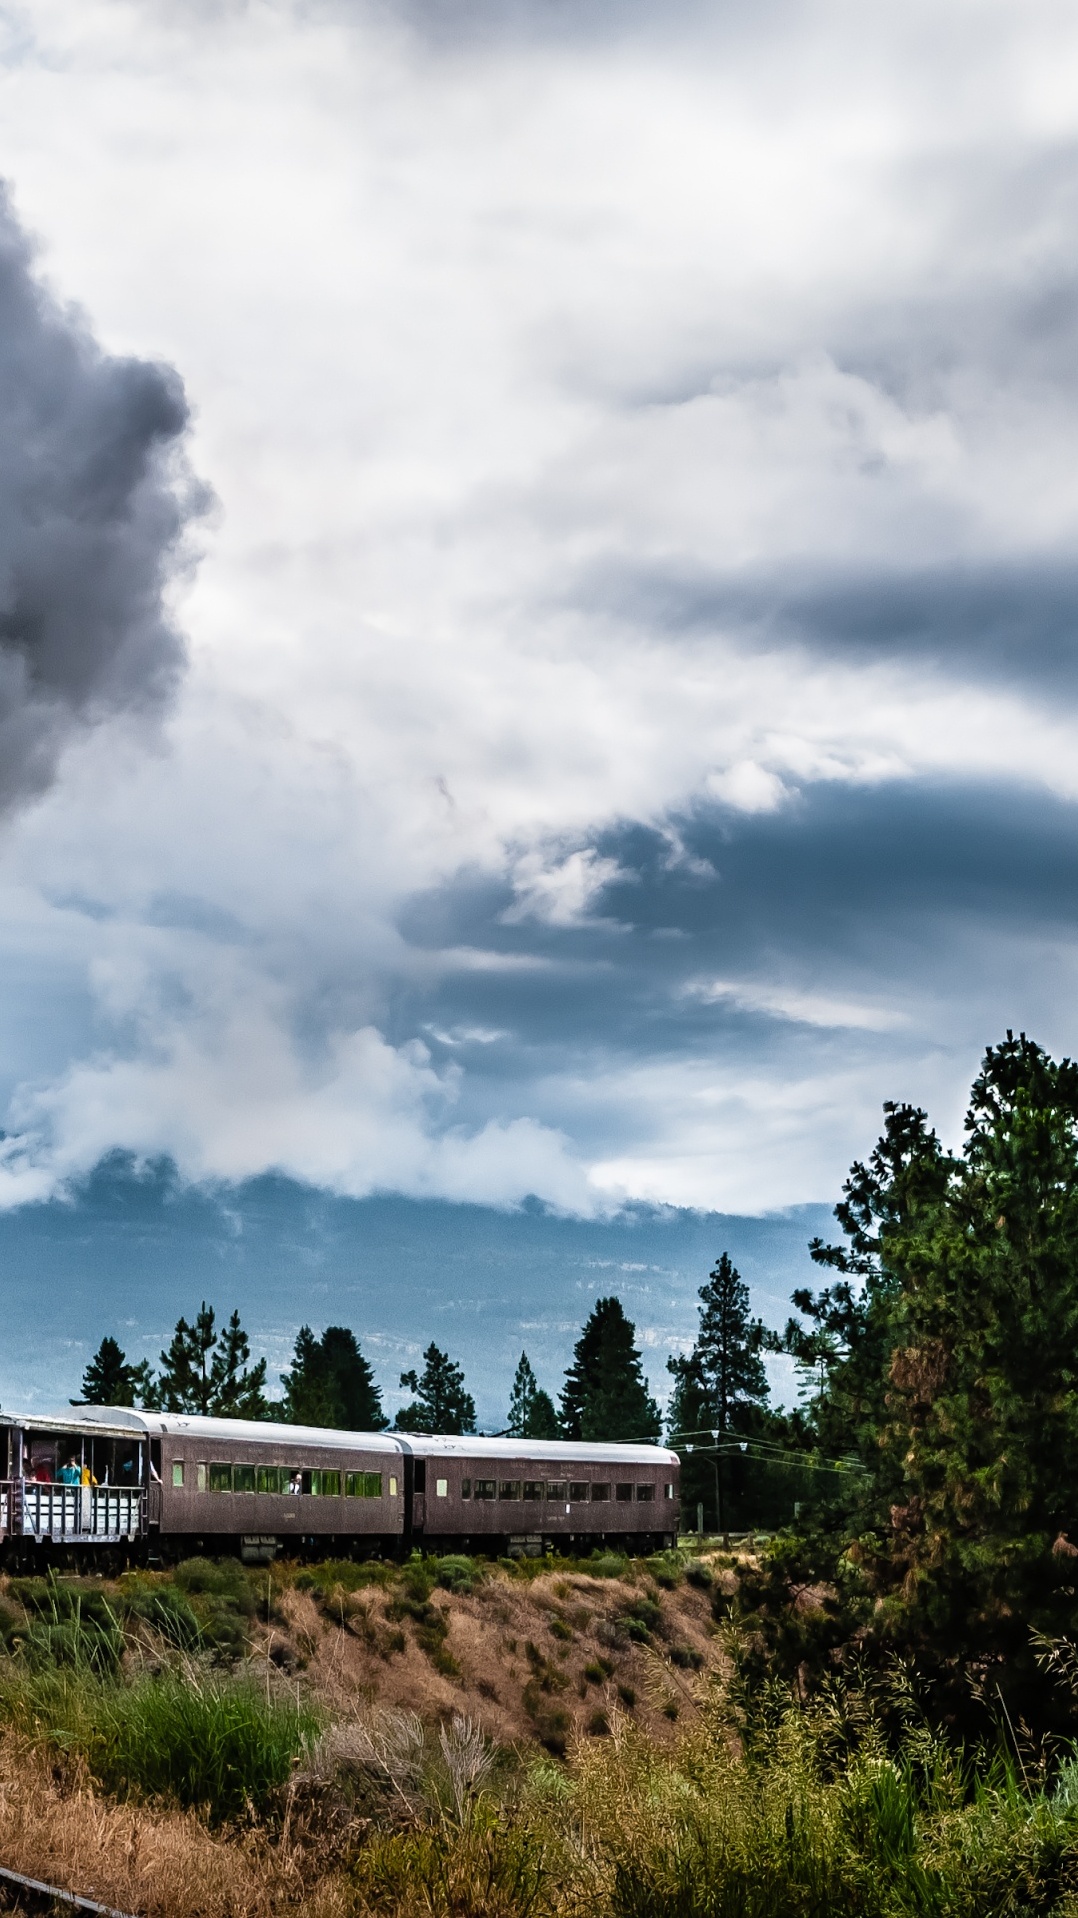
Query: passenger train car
0,1407,680,1564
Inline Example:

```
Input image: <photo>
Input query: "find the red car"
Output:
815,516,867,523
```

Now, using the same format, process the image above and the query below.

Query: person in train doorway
57,1457,81,1485
81,1460,97,1487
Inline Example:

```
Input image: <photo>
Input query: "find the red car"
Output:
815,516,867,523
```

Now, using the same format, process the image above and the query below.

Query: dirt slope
263,1562,724,1752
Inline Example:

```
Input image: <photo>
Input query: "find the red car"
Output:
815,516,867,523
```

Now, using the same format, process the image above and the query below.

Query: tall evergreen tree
76,1336,154,1408
506,1352,539,1436
666,1253,777,1528
802,1033,1078,1683
151,1303,269,1418
281,1325,387,1430
396,1343,476,1434
506,1352,561,1439
524,1388,561,1440
560,1297,660,1442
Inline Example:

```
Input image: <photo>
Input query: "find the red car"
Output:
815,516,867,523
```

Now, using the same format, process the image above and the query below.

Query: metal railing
1,1480,145,1543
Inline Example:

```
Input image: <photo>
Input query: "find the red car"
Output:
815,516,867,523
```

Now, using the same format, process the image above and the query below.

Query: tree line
76,1289,690,1444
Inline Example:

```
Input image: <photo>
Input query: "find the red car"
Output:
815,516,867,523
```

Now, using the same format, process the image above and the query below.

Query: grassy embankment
0,1549,1076,1915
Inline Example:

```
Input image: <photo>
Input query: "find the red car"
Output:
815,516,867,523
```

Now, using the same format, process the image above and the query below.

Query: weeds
4,1553,1078,1918
0,1662,320,1819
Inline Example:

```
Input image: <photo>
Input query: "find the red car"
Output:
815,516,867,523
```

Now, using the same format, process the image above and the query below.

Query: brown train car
396,1434,680,1554
140,1411,405,1561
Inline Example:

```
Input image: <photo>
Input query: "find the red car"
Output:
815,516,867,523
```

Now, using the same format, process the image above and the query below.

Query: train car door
412,1458,426,1534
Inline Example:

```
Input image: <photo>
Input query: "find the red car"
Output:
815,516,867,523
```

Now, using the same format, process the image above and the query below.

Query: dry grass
274,1563,720,1753
0,1734,351,1918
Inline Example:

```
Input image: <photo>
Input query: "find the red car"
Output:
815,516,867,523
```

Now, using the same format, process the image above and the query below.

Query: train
0,1406,681,1564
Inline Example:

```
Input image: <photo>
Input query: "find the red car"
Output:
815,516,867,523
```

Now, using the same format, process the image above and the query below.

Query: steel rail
0,1862,138,1917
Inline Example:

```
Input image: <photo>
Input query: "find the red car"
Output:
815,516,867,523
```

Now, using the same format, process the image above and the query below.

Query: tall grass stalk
0,1662,320,1820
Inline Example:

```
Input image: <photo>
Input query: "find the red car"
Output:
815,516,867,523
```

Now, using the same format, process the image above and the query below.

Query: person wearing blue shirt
57,1457,81,1485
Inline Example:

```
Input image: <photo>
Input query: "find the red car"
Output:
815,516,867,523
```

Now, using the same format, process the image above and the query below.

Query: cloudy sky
0,0,1076,1250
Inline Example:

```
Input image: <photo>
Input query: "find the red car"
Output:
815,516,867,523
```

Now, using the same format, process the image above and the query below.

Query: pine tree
209,1310,269,1419
76,1336,154,1408
506,1353,562,1439
805,1032,1078,1689
506,1353,538,1436
524,1388,561,1439
396,1343,476,1434
281,1324,387,1429
675,1253,774,1435
151,1303,269,1418
666,1253,778,1528
560,1297,660,1442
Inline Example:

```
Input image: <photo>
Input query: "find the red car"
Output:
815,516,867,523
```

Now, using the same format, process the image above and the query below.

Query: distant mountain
1,1154,828,1427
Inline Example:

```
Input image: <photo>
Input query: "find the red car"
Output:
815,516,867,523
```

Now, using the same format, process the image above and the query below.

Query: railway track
0,1864,137,1916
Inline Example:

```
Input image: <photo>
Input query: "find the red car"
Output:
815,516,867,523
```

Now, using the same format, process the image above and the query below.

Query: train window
522,1481,543,1500
305,1470,341,1497
568,1482,588,1502
615,1483,633,1502
414,1462,426,1494
346,1472,383,1497
197,1463,207,1492
389,1476,399,1497
235,1465,256,1493
461,1478,471,1499
545,1482,567,1501
664,1484,674,1499
209,1463,232,1492
256,1467,278,1493
435,1478,448,1497
591,1483,611,1501
636,1484,655,1501
499,1480,521,1500
474,1479,496,1499
172,1461,185,1488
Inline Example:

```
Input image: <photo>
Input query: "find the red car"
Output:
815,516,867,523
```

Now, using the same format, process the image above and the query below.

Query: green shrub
293,1558,395,1601
122,1585,203,1652
586,1553,630,1580
0,1666,319,1821
434,1555,483,1596
171,1558,255,1611
6,1577,123,1676
646,1553,685,1590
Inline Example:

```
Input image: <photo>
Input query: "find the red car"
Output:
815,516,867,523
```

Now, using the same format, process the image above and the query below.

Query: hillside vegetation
0,1547,1076,1916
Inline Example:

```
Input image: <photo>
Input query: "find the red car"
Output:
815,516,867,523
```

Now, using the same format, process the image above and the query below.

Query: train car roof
395,1434,679,1466
0,1410,148,1442
9,1408,401,1453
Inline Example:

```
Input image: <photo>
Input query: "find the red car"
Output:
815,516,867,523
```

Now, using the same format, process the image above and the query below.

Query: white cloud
502,848,628,927
688,978,906,1033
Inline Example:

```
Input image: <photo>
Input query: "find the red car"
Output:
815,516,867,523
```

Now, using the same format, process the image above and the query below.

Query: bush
646,1553,685,1591
435,1555,484,1596
171,1559,255,1611
586,1553,630,1580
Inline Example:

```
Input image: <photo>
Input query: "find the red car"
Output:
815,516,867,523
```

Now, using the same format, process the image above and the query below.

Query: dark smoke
0,185,196,803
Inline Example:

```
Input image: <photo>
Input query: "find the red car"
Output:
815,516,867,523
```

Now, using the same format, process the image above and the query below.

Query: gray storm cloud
0,186,193,803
